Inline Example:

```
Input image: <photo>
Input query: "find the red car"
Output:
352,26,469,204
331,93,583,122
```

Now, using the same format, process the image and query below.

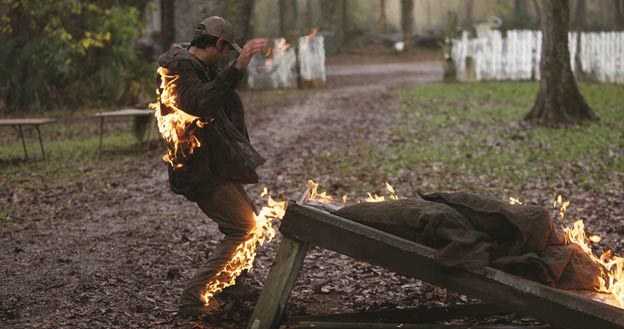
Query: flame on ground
509,197,523,205
149,67,211,169
199,188,285,306
555,196,624,307
365,182,400,202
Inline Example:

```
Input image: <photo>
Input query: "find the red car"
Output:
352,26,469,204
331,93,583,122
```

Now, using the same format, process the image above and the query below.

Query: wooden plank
287,323,550,329
288,303,508,325
0,118,56,126
248,236,310,329
279,202,624,329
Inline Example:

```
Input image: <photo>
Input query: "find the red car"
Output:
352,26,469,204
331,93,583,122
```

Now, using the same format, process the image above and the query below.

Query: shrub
0,0,153,112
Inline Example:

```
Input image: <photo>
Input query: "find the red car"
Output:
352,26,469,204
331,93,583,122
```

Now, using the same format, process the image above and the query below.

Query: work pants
179,182,257,307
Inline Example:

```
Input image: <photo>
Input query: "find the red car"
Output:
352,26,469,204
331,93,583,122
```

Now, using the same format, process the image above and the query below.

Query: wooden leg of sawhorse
248,236,310,329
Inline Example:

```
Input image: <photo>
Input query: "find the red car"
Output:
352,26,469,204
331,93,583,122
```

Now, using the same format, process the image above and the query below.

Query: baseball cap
194,16,242,53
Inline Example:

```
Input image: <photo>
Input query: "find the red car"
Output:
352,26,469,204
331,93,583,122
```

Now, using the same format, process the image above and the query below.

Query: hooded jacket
157,44,265,197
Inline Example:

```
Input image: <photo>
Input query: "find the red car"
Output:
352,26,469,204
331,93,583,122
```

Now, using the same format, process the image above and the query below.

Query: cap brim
231,42,242,53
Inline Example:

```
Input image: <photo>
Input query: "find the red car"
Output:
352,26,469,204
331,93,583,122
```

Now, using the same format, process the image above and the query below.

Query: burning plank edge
249,197,624,329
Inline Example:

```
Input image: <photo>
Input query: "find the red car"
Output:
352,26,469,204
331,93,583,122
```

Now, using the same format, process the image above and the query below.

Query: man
154,16,268,314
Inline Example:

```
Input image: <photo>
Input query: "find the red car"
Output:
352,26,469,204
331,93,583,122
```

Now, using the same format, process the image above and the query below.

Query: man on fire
153,16,267,314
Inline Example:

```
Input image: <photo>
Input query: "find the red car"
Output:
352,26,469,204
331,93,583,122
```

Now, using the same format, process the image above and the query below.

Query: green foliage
0,0,153,112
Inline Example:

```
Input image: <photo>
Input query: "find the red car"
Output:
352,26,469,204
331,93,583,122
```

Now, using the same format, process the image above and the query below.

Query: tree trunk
378,0,387,33
160,0,175,50
339,0,347,49
464,0,474,28
240,0,255,42
319,0,346,52
525,0,598,126
401,0,414,49
514,0,530,28
305,0,313,29
615,0,624,30
279,0,290,38
574,0,587,75
531,0,541,25
319,0,336,31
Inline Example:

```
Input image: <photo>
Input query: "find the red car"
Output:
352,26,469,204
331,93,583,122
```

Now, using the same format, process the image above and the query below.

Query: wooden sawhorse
248,193,624,329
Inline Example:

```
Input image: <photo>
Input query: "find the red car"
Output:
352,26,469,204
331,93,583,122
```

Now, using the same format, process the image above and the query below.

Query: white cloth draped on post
247,38,297,89
298,35,326,86
451,30,624,84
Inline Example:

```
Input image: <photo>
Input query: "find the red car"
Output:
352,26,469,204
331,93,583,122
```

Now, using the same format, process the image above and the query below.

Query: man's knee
219,220,255,238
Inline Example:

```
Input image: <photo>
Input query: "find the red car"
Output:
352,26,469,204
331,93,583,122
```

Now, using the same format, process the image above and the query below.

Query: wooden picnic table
0,118,56,159
93,109,154,154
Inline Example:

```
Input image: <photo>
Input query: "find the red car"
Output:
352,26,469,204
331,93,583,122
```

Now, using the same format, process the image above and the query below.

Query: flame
199,188,286,306
149,67,211,168
261,39,290,68
365,182,399,202
556,195,624,307
307,179,334,203
509,197,523,205
306,28,319,40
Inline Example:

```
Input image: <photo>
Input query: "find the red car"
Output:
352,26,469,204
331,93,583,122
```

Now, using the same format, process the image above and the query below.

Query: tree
615,0,624,30
574,0,587,75
464,0,474,28
378,0,387,33
319,0,347,52
279,0,296,39
161,0,174,50
525,0,598,126
531,0,541,25
514,0,531,28
401,0,414,49
240,0,255,42
305,0,314,29
1,0,151,111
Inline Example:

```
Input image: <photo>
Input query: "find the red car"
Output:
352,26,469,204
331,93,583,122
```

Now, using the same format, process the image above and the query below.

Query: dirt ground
0,55,451,329
4,52,619,328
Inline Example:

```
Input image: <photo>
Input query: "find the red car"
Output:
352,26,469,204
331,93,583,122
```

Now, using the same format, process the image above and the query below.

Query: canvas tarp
332,192,602,291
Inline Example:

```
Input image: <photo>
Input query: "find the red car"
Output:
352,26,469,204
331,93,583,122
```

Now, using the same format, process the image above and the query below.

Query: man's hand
234,38,268,70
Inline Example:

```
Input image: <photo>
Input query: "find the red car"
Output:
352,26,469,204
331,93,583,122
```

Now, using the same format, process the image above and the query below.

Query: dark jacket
157,44,265,197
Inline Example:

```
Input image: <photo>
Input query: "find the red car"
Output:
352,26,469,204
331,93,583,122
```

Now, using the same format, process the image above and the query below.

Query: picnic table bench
0,118,56,159
94,108,154,154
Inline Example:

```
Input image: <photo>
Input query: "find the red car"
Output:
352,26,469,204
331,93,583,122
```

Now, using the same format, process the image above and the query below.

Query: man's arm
174,60,243,118
173,38,267,119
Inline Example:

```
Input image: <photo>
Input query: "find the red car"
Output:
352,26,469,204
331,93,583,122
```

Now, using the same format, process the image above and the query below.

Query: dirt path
0,60,442,329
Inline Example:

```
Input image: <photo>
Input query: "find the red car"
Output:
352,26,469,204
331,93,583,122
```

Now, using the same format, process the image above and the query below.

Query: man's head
188,16,240,65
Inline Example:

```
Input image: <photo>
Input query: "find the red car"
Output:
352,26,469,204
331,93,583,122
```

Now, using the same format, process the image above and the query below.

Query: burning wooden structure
247,189,624,329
